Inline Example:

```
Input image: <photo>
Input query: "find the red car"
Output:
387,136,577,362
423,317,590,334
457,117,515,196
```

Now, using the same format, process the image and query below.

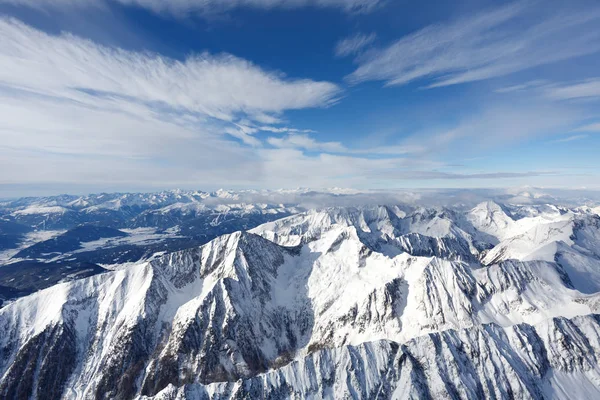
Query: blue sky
0,0,599,196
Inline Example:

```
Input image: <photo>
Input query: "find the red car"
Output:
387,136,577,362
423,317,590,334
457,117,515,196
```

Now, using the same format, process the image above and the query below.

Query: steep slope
144,314,600,400
0,231,297,399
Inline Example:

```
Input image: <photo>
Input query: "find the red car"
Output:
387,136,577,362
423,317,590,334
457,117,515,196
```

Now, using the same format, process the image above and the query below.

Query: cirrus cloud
335,33,376,57
267,134,346,152
546,78,600,100
0,18,341,124
0,0,383,16
346,1,600,88
0,18,347,190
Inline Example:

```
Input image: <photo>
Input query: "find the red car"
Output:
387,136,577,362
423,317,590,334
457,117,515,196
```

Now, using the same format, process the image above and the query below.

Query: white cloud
397,100,586,158
224,126,262,147
0,0,382,15
0,18,347,188
346,2,600,87
575,122,600,132
0,18,341,124
0,15,595,193
335,33,376,57
350,144,425,155
255,148,558,189
494,78,600,104
552,134,589,143
0,18,467,192
546,78,600,100
0,17,344,149
258,126,316,134
266,133,426,156
267,134,346,152
0,92,264,182
3,18,534,192
495,80,549,93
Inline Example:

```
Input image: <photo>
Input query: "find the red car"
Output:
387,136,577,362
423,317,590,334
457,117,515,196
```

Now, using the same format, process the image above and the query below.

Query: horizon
3,186,600,208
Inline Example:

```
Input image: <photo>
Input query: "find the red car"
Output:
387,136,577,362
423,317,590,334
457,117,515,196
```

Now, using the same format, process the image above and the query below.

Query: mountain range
1,197,600,399
0,190,304,305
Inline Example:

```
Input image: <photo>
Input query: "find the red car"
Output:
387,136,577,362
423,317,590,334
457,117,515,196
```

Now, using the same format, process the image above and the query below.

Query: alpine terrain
0,190,302,305
2,200,600,399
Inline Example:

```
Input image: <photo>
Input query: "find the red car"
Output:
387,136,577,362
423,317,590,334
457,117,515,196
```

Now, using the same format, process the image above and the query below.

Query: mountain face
1,202,600,399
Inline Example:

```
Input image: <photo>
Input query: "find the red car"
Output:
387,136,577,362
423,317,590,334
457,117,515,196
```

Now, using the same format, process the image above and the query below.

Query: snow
481,211,576,264
545,370,600,400
1,280,71,339
74,227,182,254
3,201,600,398
0,229,65,264
11,206,70,215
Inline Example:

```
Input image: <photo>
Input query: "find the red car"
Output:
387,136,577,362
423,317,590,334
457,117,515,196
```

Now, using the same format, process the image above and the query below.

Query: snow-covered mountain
0,189,304,231
2,201,600,399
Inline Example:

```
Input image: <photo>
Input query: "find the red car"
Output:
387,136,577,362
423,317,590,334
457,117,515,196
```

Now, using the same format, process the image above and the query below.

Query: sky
0,0,599,196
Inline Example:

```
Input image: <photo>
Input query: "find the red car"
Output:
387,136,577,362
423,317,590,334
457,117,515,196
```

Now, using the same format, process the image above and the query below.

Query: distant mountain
0,191,304,304
1,202,600,398
0,189,303,231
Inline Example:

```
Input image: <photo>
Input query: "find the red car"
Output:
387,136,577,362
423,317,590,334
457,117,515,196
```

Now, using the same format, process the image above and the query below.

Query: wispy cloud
0,17,342,150
495,78,600,104
0,10,595,192
0,0,382,15
346,2,600,88
552,134,589,143
4,17,533,191
0,17,471,191
350,145,425,156
546,78,600,100
575,122,600,132
0,18,340,124
258,126,316,134
388,170,556,180
267,134,346,152
0,18,347,188
255,148,554,189
267,133,426,156
335,33,376,57
495,80,549,93
400,101,585,157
